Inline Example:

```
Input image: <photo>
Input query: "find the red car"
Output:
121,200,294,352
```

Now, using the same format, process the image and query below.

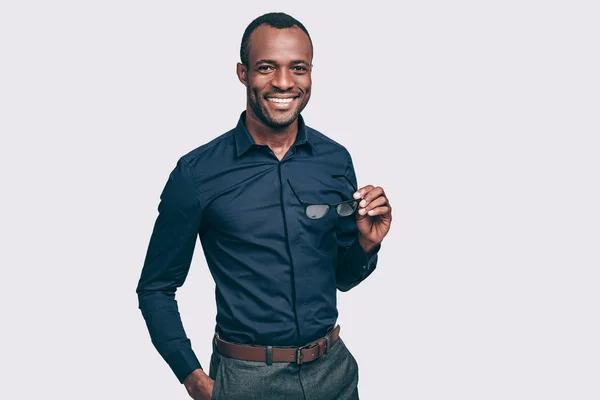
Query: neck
244,108,299,155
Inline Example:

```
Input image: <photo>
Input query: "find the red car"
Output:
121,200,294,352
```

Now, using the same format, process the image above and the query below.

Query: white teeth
267,98,294,103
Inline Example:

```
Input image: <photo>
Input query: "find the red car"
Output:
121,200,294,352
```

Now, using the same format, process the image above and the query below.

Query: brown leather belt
214,325,341,365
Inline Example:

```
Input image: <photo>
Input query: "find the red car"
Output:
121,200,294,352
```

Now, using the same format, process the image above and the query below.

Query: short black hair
240,12,313,67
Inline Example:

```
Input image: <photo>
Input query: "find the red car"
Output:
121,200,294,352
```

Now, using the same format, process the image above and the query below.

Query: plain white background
1,1,598,399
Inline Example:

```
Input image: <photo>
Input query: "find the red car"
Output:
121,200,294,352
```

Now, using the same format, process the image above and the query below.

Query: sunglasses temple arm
332,174,358,193
286,179,304,204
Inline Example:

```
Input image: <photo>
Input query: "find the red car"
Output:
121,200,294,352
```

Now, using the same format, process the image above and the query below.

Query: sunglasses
287,175,362,219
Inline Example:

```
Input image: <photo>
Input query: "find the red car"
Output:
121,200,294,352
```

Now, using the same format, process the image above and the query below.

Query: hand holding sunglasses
286,175,392,254
352,183,392,254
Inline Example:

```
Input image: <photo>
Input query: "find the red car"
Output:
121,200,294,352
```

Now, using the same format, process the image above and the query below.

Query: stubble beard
247,85,310,129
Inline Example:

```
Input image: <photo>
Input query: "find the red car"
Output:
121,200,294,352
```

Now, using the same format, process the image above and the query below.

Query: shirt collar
234,111,314,158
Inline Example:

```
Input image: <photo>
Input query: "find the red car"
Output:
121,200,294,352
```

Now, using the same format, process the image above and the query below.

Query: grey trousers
209,336,360,400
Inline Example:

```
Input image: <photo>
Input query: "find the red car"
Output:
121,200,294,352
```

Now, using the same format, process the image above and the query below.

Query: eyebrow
254,59,277,66
254,59,310,67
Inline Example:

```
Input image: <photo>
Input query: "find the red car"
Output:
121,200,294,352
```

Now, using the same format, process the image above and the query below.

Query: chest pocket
292,174,353,257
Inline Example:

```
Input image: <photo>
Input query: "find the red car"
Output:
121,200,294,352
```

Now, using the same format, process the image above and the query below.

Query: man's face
238,25,313,128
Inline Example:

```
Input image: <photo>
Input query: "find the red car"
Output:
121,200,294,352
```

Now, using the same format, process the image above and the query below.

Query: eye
257,65,274,73
292,66,308,73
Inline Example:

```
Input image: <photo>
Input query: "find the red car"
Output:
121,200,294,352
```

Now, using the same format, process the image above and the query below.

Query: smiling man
136,12,392,400
243,27,311,131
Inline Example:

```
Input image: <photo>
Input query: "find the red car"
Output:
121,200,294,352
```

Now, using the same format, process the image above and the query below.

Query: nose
271,68,294,91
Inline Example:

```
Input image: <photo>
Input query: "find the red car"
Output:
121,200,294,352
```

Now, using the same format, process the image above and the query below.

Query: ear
236,63,248,86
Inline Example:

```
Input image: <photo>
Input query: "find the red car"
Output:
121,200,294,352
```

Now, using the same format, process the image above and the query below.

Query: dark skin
183,24,392,400
239,24,313,160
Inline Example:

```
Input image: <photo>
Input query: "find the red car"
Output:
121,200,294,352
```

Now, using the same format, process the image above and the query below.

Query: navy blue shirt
136,111,380,383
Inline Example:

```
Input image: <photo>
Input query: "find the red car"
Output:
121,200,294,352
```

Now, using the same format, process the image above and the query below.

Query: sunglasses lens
337,201,358,216
306,205,330,219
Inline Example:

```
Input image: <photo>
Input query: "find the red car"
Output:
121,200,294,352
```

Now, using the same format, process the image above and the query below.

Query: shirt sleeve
136,157,204,383
335,151,381,292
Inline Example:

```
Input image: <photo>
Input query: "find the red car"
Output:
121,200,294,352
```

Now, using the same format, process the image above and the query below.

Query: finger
365,205,391,217
356,205,369,220
353,185,374,200
359,186,385,207
362,196,388,212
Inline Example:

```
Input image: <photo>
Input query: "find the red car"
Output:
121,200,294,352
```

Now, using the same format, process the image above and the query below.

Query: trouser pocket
210,338,223,399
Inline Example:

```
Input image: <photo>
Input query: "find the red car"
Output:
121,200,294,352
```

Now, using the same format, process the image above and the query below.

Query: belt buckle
295,341,314,365
296,340,321,365
295,347,304,365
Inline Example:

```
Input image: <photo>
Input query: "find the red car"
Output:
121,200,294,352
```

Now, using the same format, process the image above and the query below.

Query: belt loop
325,335,330,354
266,346,273,365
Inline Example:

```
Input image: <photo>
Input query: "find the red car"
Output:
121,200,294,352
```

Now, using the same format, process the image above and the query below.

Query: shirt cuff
348,239,380,277
165,347,203,384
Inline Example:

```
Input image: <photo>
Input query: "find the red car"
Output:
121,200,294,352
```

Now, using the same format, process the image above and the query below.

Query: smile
266,97,297,104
